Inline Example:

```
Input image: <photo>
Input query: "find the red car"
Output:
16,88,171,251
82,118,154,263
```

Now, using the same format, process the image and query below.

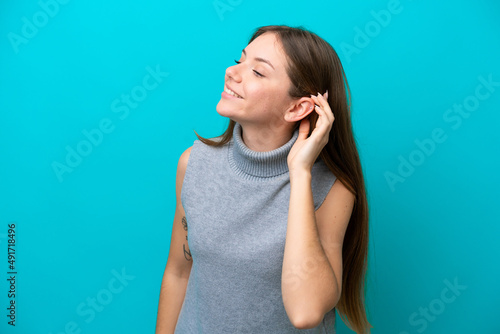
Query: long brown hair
197,25,371,333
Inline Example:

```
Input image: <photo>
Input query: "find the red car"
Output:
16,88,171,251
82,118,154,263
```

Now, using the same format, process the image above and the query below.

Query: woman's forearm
281,168,339,329
155,271,190,334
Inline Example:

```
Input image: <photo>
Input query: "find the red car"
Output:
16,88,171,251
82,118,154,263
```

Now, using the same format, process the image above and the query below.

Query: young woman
156,25,371,333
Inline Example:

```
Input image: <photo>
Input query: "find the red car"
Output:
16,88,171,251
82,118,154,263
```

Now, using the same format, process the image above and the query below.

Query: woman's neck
238,121,295,152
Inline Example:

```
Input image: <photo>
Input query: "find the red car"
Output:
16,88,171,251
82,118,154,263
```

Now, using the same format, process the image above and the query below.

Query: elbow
286,295,340,329
288,310,325,329
284,284,340,329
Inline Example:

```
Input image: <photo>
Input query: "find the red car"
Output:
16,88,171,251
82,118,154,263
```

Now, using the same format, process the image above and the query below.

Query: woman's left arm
282,92,355,329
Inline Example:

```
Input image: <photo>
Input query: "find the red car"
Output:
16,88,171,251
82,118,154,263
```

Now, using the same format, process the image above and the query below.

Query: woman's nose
226,64,242,82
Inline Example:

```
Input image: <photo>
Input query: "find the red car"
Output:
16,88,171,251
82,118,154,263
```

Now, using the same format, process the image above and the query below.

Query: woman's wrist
289,166,312,183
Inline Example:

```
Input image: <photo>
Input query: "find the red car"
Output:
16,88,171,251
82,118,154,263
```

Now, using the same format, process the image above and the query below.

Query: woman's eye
253,70,264,77
233,59,264,78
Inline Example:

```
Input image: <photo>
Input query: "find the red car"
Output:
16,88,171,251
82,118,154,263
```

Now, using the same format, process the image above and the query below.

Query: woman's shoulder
177,146,192,176
190,136,231,156
311,158,338,210
178,136,229,170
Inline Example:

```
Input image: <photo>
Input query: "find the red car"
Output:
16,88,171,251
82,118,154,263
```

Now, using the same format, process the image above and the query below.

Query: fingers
314,101,328,121
309,95,327,128
310,93,333,123
321,90,328,100
298,118,310,140
312,92,334,124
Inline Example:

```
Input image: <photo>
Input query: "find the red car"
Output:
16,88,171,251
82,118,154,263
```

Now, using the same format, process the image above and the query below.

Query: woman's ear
284,97,315,123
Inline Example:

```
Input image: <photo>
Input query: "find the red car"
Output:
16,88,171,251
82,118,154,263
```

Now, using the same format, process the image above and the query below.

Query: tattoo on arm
183,244,192,261
181,216,192,261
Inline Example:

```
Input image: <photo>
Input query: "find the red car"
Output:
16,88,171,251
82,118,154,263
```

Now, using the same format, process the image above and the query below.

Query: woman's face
216,32,296,130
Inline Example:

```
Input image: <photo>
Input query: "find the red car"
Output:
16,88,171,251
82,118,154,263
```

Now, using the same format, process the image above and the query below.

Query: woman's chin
215,101,234,118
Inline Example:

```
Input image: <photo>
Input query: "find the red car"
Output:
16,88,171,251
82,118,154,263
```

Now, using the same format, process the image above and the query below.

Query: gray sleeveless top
176,122,337,333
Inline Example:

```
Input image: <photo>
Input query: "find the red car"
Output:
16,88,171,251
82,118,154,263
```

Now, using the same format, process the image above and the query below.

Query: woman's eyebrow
242,49,275,70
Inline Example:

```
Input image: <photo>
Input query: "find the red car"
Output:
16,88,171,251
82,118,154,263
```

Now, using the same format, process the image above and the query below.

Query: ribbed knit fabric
229,122,297,179
175,122,337,333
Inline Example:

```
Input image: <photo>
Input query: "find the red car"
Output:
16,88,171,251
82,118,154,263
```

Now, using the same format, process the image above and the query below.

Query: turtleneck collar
228,122,299,179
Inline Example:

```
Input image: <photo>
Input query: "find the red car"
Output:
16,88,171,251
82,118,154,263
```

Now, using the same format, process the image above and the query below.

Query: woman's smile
222,85,243,99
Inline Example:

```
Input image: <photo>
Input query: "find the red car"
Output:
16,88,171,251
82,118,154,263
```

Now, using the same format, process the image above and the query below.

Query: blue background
1,0,499,333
